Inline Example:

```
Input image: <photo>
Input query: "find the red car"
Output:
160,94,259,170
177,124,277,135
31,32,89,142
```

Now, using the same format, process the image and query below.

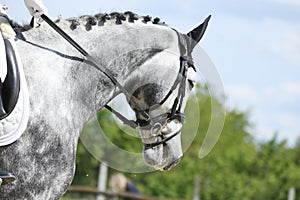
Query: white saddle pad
0,39,29,146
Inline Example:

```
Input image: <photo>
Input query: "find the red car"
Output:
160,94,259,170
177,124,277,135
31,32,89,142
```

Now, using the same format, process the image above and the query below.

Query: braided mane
10,11,167,39
65,11,166,31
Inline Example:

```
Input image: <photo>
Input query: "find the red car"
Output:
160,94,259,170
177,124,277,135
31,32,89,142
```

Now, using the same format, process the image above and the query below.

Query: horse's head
128,16,211,171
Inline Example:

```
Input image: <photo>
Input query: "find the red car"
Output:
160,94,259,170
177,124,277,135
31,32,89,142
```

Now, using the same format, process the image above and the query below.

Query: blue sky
5,0,300,146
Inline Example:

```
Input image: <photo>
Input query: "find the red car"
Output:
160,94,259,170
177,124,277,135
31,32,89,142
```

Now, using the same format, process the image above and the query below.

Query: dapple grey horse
0,12,209,199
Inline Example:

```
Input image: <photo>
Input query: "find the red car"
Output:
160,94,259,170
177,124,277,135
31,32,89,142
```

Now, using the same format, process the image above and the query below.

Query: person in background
109,173,141,200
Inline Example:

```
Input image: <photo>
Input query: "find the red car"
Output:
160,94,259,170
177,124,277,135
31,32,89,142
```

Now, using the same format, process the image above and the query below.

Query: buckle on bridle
151,122,164,136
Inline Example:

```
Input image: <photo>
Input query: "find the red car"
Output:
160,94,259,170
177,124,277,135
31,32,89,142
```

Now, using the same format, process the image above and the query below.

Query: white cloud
226,82,300,146
276,112,299,128
251,107,300,146
263,82,300,104
273,0,300,7
226,85,260,110
270,29,300,64
203,14,300,93
253,125,278,143
254,123,300,146
272,112,300,145
281,82,300,97
260,83,300,146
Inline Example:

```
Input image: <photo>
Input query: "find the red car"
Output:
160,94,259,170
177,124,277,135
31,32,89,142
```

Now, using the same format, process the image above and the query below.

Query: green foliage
70,84,300,200
72,140,100,186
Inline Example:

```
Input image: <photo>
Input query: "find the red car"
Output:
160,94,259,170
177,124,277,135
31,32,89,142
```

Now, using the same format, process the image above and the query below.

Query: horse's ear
187,15,211,48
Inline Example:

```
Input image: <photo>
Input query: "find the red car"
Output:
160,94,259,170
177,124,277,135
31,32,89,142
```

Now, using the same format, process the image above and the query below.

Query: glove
24,0,48,23
33,10,48,23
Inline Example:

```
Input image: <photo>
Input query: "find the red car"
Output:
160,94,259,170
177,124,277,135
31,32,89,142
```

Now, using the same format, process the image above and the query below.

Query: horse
0,12,210,199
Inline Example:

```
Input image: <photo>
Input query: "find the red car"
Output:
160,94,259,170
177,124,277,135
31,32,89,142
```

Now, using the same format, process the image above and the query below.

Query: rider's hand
24,0,48,23
33,10,48,23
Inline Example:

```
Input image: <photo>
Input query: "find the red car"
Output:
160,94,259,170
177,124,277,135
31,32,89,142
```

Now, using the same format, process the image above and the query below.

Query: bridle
41,14,195,149
105,32,196,149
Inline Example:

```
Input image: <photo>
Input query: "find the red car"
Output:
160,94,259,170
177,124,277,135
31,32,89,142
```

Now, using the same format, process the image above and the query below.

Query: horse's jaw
140,120,183,171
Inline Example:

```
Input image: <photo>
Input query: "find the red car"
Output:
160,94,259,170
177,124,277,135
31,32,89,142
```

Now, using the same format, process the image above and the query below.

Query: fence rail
67,186,182,200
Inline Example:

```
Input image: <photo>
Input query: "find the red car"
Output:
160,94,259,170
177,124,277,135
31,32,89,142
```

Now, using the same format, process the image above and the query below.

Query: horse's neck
16,20,179,129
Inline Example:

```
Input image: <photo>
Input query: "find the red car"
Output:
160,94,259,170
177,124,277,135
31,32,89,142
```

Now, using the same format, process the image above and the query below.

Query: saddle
0,36,30,146
0,38,20,119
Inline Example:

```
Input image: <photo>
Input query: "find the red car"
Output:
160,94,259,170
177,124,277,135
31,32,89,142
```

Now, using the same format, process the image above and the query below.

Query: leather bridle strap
168,57,188,119
104,104,138,129
161,31,194,121
144,128,181,149
41,14,150,120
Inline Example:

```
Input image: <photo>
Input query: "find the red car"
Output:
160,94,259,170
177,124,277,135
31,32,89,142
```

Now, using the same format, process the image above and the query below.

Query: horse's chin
142,132,183,171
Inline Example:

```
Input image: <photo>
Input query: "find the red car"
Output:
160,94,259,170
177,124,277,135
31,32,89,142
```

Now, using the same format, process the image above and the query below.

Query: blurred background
5,0,300,199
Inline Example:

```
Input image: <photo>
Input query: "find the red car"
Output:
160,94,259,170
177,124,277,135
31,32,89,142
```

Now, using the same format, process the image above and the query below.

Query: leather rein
41,15,195,148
